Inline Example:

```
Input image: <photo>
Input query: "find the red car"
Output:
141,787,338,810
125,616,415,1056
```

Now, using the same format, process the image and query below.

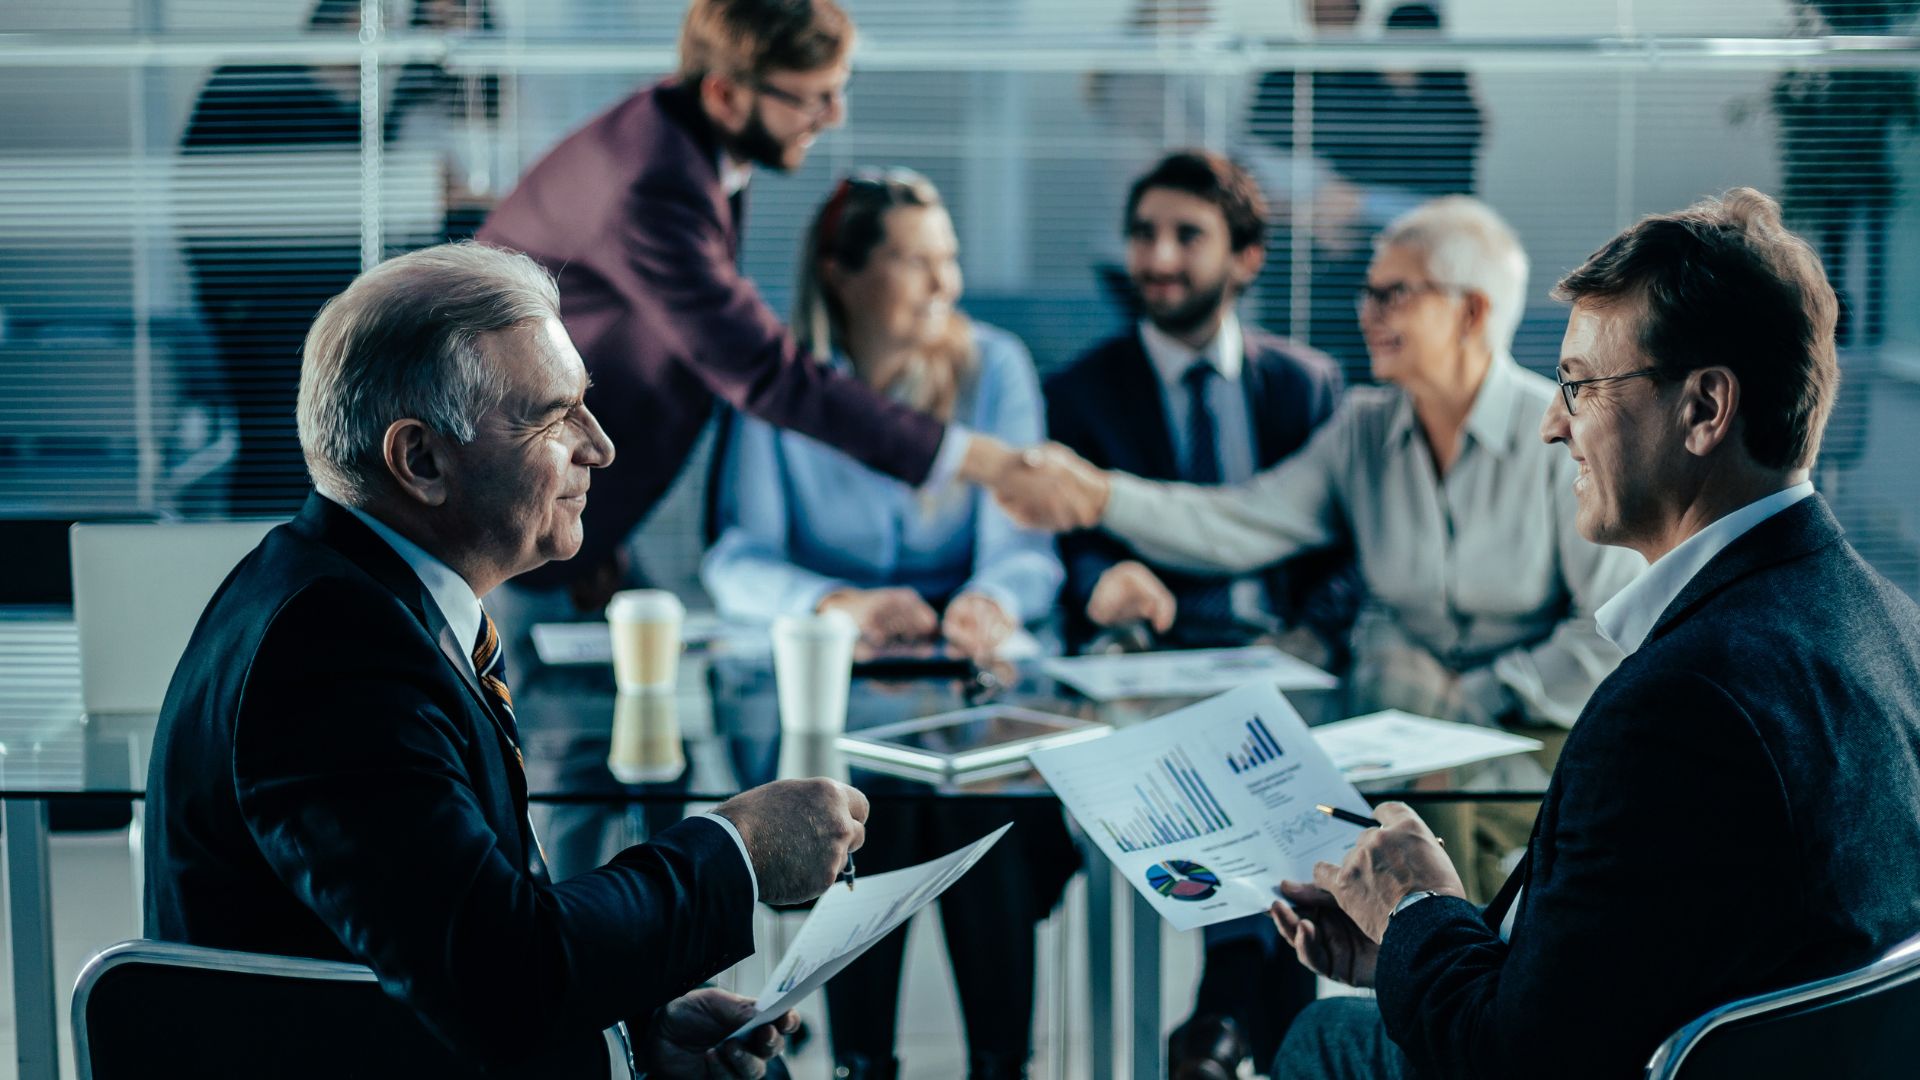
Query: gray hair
296,242,560,505
1376,195,1530,354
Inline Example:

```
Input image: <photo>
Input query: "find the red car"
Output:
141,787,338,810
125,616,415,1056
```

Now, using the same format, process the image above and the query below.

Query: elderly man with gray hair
146,242,866,1078
1005,196,1643,892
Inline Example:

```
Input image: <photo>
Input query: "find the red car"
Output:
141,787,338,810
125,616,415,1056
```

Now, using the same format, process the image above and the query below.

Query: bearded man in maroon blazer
479,0,1037,631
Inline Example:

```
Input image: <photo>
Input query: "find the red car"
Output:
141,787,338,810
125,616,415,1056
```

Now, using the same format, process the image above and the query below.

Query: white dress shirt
1137,313,1272,623
1139,312,1253,482
1493,480,1815,942
336,497,758,899
1593,482,1817,655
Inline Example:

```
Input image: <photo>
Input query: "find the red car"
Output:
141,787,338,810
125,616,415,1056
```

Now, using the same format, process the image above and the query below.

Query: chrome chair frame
1644,932,1920,1080
72,939,627,1080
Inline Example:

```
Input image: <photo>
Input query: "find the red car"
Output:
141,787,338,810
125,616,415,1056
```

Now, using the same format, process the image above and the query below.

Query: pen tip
1314,803,1334,814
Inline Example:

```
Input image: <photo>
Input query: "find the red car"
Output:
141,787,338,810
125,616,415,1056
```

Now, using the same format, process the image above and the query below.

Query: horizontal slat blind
3,0,1920,600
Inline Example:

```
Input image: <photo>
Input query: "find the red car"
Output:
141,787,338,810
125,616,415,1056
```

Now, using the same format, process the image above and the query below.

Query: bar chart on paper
1094,747,1234,854
1226,715,1286,774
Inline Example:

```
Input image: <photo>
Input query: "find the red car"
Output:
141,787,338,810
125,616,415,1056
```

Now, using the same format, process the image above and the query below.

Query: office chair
73,939,627,1079
1643,932,1920,1079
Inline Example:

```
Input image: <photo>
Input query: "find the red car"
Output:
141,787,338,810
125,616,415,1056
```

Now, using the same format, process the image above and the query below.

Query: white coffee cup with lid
607,589,685,692
770,609,860,734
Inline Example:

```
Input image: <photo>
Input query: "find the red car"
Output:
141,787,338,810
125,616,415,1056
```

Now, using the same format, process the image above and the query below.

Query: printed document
1030,683,1367,930
731,824,1012,1038
1315,710,1544,783
1040,646,1336,701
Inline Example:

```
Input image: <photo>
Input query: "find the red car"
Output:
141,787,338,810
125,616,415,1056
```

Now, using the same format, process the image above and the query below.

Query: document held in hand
730,823,1013,1039
1029,683,1370,930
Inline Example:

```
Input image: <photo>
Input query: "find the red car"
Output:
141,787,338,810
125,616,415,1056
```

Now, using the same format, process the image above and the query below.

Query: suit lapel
1644,495,1843,646
1118,333,1181,480
1240,333,1278,466
1481,851,1529,931
296,494,530,816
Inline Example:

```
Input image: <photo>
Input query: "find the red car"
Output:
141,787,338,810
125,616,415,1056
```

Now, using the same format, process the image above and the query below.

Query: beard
1137,273,1233,338
722,104,795,173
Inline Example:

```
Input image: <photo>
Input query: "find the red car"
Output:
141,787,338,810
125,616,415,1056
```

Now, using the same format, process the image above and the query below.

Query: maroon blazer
478,80,946,586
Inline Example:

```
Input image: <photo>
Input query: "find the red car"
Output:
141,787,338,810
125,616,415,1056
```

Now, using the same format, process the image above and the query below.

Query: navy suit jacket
479,80,946,587
1043,326,1350,646
1376,496,1920,1078
145,494,754,1070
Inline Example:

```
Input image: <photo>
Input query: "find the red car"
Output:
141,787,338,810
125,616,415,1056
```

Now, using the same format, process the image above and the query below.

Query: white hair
296,242,560,505
1375,195,1530,354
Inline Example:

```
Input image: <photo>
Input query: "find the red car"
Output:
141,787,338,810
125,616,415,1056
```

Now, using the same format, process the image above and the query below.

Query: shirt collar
1384,351,1523,458
335,499,486,663
1139,311,1244,389
1594,481,1816,654
718,151,752,197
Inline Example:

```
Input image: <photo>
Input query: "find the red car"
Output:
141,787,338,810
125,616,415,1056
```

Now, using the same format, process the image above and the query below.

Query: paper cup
607,589,684,692
608,691,686,785
771,610,860,734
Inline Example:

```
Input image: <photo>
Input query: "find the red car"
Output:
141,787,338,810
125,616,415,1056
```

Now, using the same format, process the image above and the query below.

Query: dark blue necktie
1179,360,1235,627
1182,360,1223,485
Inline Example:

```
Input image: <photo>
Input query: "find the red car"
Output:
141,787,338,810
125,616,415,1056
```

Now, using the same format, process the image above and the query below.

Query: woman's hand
942,592,1017,659
818,588,939,645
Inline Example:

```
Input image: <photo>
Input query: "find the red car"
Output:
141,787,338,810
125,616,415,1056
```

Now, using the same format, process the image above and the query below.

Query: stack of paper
1040,646,1336,701
1313,710,1544,782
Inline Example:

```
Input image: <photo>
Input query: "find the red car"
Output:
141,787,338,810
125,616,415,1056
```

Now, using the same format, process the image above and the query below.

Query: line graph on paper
1269,808,1345,859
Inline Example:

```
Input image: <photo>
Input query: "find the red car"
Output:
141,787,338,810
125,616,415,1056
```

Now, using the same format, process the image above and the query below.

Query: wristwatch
1391,889,1442,919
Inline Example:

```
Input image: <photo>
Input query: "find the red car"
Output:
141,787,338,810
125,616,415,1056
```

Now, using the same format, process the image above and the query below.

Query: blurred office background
7,0,1920,602
4,2,1920,1073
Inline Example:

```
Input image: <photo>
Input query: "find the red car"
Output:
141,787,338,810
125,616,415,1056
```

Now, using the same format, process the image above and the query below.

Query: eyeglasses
1556,367,1659,415
755,78,848,124
1355,280,1457,316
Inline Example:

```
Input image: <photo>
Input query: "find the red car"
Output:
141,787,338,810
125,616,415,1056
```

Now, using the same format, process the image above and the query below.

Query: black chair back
74,940,621,1079
1645,933,1920,1079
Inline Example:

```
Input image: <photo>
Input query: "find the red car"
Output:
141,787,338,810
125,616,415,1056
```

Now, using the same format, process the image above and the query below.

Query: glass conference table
0,615,1549,1080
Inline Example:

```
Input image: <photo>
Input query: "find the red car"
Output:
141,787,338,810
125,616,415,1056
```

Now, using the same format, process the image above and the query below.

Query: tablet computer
837,705,1108,774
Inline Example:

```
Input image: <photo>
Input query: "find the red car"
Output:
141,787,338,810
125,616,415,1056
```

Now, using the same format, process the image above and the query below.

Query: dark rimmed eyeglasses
755,78,848,124
1354,280,1458,316
1556,367,1659,415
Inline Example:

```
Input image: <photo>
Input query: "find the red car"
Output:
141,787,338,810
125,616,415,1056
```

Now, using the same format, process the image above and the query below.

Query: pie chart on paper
1146,859,1220,901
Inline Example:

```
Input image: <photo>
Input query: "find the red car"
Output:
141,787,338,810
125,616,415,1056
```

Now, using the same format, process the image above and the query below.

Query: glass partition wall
4,0,1920,595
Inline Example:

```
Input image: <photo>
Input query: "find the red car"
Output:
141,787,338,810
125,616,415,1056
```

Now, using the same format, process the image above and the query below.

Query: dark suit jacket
478,80,945,587
1376,496,1920,1079
1043,326,1350,647
145,494,754,1070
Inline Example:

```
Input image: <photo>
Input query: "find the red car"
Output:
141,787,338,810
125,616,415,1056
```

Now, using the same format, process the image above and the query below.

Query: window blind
3,0,1919,597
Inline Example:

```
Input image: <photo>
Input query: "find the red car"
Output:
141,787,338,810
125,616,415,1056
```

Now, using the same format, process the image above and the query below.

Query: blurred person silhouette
181,0,495,512
702,170,1073,1080
1248,1,1484,378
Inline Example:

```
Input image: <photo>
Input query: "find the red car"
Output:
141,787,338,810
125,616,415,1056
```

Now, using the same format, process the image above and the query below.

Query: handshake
962,437,1112,533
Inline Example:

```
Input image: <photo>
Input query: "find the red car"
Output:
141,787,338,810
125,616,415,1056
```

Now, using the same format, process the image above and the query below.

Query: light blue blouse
702,323,1064,624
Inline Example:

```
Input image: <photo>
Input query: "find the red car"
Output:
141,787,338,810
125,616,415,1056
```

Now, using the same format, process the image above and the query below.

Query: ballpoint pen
1315,803,1445,845
837,853,856,890
1315,803,1381,829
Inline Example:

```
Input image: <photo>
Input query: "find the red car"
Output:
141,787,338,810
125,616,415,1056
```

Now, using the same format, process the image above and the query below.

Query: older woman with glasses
1012,195,1644,893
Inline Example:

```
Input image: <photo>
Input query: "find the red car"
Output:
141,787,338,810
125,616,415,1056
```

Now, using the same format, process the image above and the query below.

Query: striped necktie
471,609,524,773
472,608,550,881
